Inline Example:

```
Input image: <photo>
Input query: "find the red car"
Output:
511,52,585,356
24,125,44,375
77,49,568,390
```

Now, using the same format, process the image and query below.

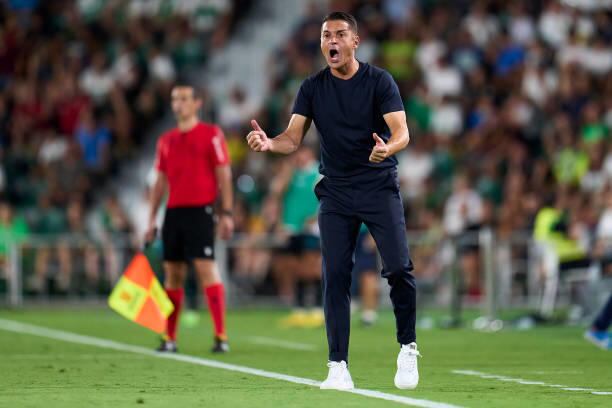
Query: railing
1,230,603,322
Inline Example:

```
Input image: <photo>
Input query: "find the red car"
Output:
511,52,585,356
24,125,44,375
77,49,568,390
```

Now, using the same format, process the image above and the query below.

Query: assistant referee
146,83,233,353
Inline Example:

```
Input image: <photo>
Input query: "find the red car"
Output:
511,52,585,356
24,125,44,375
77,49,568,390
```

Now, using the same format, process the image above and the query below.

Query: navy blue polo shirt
291,61,404,179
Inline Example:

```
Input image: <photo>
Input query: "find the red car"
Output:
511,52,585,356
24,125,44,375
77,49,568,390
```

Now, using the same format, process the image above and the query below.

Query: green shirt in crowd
0,216,30,257
282,162,321,233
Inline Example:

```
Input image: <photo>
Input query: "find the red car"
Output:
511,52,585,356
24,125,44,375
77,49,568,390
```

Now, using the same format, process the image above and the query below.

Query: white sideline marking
3,353,151,360
561,387,594,392
246,336,317,351
0,319,461,408
452,370,610,397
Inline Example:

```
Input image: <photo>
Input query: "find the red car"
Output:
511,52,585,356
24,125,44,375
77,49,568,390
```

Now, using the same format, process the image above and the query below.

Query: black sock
295,280,306,308
314,281,323,307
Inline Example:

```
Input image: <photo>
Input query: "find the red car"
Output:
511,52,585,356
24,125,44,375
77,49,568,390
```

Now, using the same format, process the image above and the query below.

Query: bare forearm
148,176,166,224
386,127,410,156
269,131,300,154
216,165,233,211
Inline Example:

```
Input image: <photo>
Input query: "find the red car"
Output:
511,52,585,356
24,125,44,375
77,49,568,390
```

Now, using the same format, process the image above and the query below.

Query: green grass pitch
0,308,610,407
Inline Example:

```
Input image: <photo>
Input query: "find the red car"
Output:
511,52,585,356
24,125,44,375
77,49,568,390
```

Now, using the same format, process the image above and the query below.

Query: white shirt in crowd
538,5,572,47
463,11,498,47
150,53,176,82
79,67,114,103
431,102,463,137
38,136,68,165
559,42,612,75
425,65,462,98
113,50,137,88
443,190,483,235
416,39,445,71
509,14,535,45
522,67,557,105
218,94,258,130
397,149,433,200
596,208,612,242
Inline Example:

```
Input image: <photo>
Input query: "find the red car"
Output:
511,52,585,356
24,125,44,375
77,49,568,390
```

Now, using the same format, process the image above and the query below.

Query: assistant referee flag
108,253,174,334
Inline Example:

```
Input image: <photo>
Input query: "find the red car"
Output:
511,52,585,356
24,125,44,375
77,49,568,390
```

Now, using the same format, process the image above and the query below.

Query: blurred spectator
594,191,612,276
463,1,498,47
219,86,258,131
397,138,432,201
444,174,484,297
79,52,115,105
231,199,271,288
0,166,5,194
266,147,323,327
533,191,590,316
0,199,30,275
75,108,111,177
0,0,236,239
97,194,134,285
3,0,612,310
352,226,380,326
30,198,99,294
538,1,572,48
425,54,462,98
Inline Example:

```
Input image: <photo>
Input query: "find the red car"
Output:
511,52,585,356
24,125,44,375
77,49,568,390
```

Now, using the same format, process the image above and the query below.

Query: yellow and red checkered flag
108,253,174,334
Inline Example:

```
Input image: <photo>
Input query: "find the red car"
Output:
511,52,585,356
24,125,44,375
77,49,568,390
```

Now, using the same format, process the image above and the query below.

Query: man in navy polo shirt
246,11,420,390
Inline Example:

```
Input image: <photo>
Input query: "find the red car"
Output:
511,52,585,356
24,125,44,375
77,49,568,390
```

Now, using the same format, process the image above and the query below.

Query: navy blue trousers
593,293,612,332
315,169,417,363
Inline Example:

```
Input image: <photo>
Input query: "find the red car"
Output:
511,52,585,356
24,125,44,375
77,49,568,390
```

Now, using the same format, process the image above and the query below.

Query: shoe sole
583,332,609,350
394,375,418,390
320,384,354,390
394,382,418,390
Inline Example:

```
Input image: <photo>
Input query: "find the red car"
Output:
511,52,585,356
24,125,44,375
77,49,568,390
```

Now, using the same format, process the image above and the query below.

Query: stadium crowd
0,0,249,293
228,0,612,302
1,0,611,305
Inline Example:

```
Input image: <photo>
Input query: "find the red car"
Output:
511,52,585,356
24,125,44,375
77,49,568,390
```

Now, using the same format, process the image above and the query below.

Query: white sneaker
320,360,354,390
394,343,421,389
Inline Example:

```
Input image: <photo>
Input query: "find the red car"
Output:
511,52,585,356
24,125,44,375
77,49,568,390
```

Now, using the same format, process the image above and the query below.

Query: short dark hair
322,11,358,34
172,82,202,100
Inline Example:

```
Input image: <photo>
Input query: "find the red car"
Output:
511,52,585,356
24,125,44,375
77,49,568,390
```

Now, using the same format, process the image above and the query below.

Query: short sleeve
154,137,167,174
210,126,230,166
376,71,404,115
291,77,314,118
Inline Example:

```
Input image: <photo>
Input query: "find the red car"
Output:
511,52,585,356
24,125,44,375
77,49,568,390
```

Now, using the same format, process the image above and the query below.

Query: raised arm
246,114,312,155
369,110,410,163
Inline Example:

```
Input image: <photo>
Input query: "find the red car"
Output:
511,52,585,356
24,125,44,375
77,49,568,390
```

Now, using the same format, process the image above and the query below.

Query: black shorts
353,230,378,275
277,233,321,256
162,205,215,262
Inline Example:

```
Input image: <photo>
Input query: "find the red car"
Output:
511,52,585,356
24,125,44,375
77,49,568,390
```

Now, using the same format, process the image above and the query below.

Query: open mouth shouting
329,47,340,64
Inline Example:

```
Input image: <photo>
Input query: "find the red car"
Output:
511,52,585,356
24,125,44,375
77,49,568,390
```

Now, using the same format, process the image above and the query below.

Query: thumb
373,133,385,146
251,119,263,132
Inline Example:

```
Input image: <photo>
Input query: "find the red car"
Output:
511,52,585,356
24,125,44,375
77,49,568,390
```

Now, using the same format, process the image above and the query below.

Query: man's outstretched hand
246,120,272,152
369,133,389,163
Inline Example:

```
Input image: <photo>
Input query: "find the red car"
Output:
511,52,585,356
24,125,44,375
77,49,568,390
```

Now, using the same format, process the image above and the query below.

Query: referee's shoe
156,338,178,353
212,336,230,353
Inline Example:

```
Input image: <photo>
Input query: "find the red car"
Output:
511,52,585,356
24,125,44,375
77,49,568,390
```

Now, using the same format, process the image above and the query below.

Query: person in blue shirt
584,293,612,350
246,12,420,390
